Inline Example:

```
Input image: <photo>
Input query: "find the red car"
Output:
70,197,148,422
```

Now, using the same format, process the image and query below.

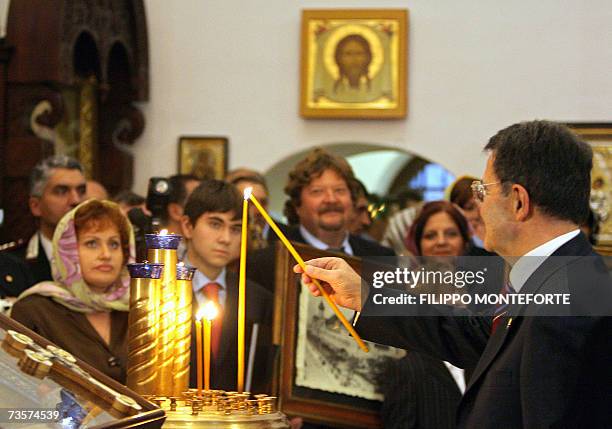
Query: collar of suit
509,229,580,292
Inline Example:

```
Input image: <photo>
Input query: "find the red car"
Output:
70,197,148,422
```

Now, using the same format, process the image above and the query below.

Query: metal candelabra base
145,390,290,428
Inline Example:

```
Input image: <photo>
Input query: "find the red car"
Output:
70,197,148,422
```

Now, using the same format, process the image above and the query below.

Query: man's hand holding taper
293,257,363,311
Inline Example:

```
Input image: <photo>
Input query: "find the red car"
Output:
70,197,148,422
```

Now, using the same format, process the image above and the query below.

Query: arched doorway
264,143,455,224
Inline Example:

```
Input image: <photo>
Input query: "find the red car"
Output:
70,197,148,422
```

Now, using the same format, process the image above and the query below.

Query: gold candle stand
174,263,196,397
126,263,164,395
145,233,181,396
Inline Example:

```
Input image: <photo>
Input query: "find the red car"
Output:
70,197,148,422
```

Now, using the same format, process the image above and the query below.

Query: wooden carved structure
0,0,149,243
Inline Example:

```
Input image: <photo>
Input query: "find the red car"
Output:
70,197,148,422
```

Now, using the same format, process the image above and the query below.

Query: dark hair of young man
184,180,242,225
283,148,358,225
484,120,592,225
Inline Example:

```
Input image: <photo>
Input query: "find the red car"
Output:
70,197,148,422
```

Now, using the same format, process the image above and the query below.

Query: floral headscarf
16,199,135,313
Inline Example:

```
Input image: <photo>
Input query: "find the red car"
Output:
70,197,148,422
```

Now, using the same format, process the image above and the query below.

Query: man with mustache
247,149,394,293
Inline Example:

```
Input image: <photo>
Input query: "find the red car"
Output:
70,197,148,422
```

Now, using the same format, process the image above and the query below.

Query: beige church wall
133,0,612,194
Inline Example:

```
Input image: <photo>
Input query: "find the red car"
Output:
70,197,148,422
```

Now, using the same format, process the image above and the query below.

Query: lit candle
202,301,219,391
248,192,369,353
237,187,251,392
195,307,204,396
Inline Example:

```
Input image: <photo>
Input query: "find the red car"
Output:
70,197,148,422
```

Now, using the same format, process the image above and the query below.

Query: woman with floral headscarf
11,199,134,382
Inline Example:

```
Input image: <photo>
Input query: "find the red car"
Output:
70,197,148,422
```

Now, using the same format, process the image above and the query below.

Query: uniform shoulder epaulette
0,239,25,252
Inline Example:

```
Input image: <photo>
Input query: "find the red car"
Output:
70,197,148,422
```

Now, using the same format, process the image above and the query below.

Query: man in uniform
10,155,86,286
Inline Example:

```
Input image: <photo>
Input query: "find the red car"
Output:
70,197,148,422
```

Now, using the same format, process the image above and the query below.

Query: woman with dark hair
405,200,471,257
11,199,135,382
382,201,470,429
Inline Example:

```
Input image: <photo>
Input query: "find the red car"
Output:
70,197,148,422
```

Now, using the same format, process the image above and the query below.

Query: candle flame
195,307,204,321
159,229,168,236
202,301,219,320
243,186,253,200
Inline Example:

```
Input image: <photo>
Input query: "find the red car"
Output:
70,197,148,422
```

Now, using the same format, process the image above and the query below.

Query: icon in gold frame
300,9,408,119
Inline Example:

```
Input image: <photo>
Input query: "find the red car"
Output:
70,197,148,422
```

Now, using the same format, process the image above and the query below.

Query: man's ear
180,215,193,239
512,184,531,221
168,202,184,222
29,196,42,218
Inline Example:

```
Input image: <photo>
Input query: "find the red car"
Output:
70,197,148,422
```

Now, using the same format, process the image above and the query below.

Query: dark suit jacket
247,225,396,291
356,233,612,428
188,271,275,393
0,252,34,297
381,352,462,429
9,236,52,287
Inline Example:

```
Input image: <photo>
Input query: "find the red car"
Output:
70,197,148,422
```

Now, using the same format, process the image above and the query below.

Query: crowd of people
0,120,609,428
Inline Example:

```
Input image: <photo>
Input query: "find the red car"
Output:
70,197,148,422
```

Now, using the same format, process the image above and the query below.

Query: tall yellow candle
202,301,219,391
248,192,369,353
237,188,250,392
204,319,211,391
195,308,203,396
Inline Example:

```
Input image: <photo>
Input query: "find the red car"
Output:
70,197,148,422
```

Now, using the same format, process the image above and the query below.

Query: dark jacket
247,225,396,291
381,352,462,429
8,233,52,286
0,252,34,297
356,233,612,428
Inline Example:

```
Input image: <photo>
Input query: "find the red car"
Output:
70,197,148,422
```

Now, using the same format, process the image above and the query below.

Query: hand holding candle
245,189,369,353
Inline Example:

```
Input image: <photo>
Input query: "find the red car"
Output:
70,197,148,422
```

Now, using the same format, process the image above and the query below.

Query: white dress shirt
39,233,53,262
509,229,580,292
299,225,353,255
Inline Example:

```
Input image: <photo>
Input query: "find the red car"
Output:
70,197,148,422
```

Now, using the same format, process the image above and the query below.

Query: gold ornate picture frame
300,9,408,119
178,136,228,180
568,123,612,254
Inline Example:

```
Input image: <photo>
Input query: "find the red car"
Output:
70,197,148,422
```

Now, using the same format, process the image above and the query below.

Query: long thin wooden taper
248,193,369,353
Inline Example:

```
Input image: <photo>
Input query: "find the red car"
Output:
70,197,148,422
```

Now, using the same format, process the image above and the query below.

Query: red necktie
202,282,223,358
491,280,515,335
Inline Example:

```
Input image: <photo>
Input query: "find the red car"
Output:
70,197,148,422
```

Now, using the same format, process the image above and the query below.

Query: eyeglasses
471,180,501,202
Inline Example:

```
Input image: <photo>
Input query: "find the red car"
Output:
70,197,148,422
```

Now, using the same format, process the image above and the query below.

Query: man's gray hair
29,155,84,197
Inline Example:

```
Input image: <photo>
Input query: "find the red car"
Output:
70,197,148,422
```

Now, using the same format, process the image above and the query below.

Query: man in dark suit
297,121,612,428
248,149,394,291
10,155,86,286
181,180,274,393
